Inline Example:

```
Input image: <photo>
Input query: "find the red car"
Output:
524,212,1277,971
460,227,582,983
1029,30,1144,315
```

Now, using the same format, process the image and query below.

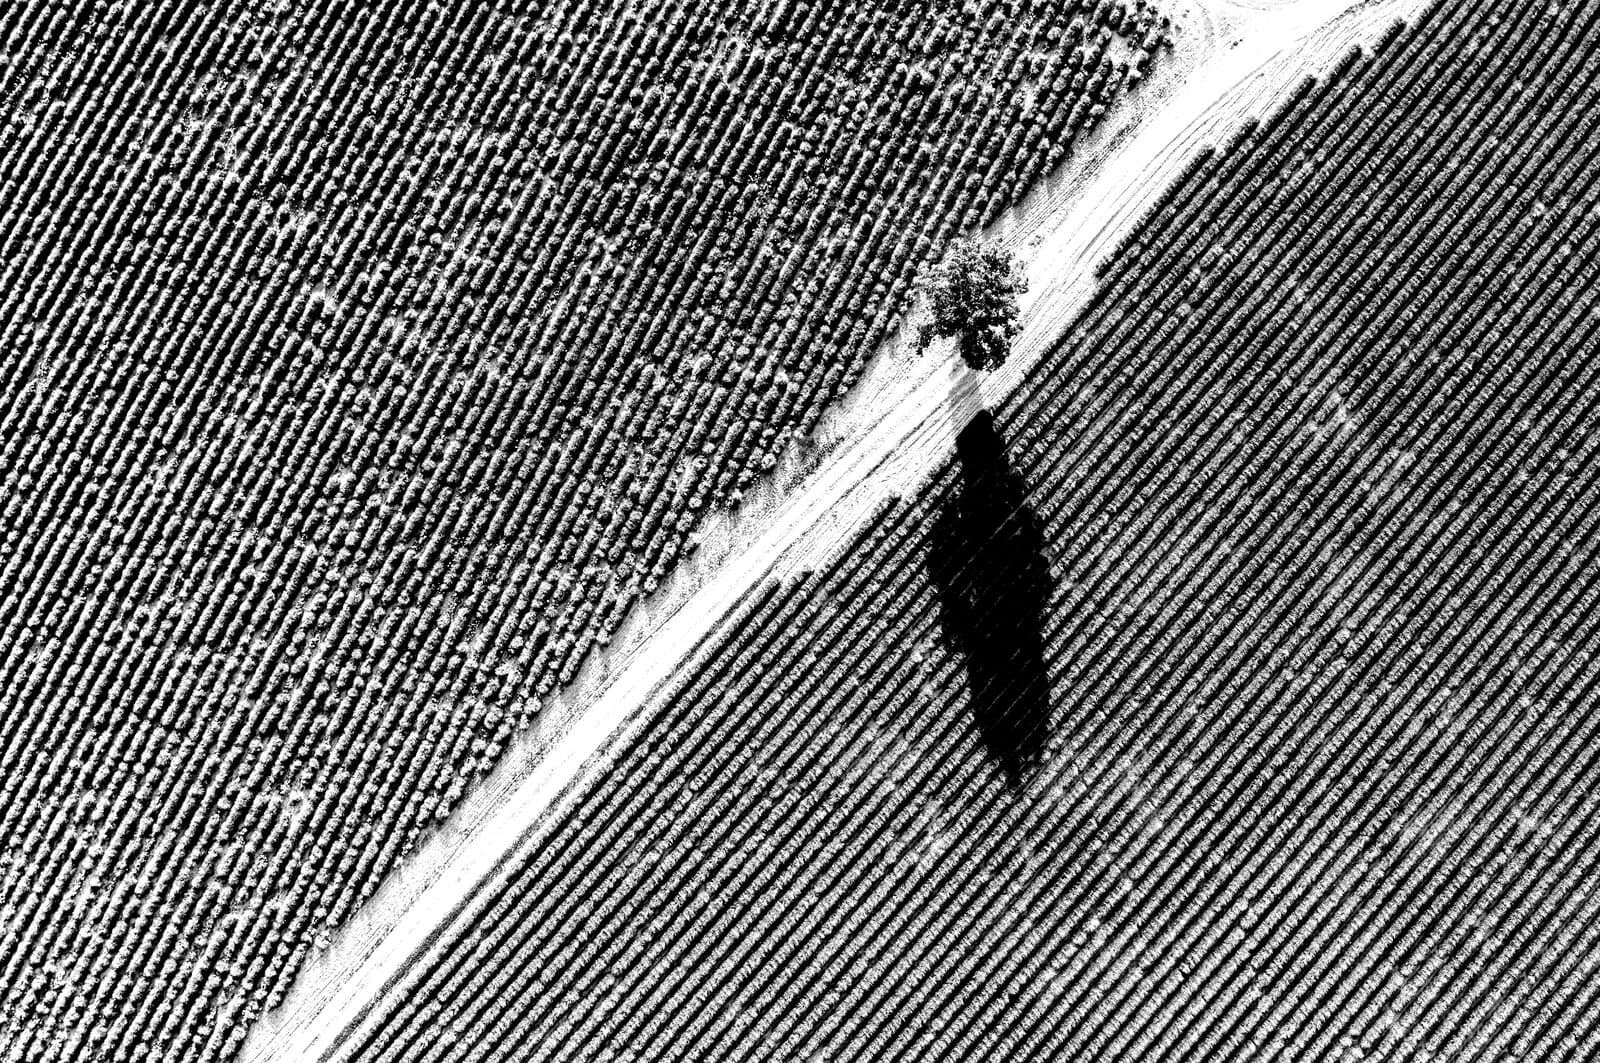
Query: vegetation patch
0,0,1167,1057
347,2,1600,1059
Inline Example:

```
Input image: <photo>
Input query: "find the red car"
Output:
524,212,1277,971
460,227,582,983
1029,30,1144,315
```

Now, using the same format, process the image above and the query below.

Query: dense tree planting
347,2,1600,1060
0,0,1168,1058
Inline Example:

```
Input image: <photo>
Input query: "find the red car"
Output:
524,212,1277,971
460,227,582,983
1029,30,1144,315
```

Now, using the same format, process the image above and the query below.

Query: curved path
242,0,1431,1058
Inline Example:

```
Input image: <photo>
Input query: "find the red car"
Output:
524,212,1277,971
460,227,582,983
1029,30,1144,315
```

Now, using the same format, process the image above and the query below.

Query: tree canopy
923,240,1027,371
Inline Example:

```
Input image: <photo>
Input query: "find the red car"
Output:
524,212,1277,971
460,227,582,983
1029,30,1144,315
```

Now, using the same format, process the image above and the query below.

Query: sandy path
242,0,1431,1058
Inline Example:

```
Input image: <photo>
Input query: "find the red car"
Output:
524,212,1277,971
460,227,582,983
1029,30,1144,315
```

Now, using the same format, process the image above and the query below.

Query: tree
922,239,1027,371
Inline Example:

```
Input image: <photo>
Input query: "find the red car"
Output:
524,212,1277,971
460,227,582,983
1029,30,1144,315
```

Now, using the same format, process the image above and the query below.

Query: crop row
0,0,1169,1058
349,2,1600,1060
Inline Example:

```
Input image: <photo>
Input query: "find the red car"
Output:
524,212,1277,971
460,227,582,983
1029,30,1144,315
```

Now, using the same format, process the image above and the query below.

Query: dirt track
241,1,1433,1059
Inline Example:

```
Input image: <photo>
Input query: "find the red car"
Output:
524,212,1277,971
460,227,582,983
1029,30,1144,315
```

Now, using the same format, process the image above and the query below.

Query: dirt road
242,1,1431,1058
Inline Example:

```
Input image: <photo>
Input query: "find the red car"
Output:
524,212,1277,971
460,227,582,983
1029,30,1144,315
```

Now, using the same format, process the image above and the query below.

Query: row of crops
0,0,1169,1057
346,1,1600,1059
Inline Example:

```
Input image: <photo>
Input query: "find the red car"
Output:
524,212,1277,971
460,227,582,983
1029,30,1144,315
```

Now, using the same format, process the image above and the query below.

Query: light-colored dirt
242,1,1432,1059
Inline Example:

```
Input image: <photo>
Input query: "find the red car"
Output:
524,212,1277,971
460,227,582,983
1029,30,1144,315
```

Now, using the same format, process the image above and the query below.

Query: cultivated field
336,1,1600,1060
0,1,1168,1059
244,0,1427,1057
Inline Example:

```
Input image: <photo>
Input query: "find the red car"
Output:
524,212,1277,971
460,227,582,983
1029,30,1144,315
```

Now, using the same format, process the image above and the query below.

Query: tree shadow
928,408,1055,791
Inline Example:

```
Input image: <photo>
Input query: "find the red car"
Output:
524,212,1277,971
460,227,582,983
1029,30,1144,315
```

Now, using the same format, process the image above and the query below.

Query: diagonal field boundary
242,0,1431,1058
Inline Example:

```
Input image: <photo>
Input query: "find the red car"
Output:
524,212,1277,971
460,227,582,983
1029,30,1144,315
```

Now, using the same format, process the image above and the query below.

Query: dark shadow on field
929,406,1055,792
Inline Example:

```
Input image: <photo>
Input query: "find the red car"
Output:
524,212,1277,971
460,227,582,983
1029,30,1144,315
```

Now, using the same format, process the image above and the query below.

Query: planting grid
0,0,1170,1059
353,2,1600,1060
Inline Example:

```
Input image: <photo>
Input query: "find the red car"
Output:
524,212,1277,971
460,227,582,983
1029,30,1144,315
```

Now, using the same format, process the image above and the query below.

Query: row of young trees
0,0,1166,1058
345,1,1600,1060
